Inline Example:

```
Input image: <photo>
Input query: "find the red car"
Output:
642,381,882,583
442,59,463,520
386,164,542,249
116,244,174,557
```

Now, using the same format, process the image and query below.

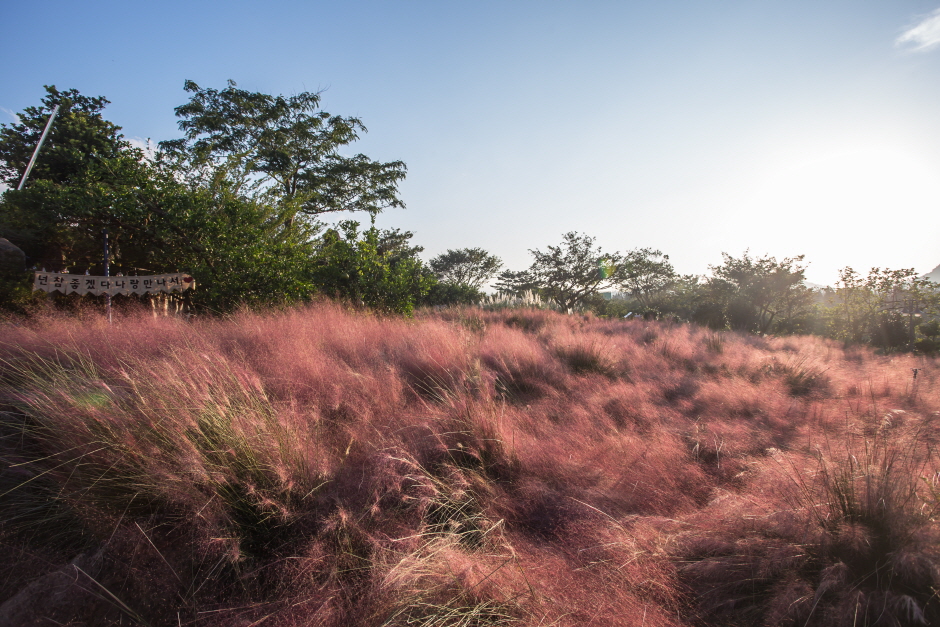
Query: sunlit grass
0,303,937,625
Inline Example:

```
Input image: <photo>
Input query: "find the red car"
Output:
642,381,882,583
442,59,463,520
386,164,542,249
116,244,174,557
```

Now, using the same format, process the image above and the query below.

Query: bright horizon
3,1,940,286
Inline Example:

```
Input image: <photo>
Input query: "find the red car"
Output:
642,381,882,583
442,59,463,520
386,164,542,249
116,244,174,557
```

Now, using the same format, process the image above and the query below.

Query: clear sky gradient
3,1,940,285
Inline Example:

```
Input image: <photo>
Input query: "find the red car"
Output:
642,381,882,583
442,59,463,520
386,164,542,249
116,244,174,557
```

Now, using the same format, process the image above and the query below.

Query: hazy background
4,0,940,285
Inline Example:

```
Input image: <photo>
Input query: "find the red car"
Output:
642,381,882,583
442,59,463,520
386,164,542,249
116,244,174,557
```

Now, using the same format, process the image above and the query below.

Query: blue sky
3,1,940,285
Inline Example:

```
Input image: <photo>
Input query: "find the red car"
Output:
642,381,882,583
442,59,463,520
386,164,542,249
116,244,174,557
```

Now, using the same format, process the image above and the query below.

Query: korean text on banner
32,272,195,296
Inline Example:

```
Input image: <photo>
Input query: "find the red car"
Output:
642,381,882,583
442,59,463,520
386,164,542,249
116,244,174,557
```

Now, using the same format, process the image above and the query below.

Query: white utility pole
17,104,60,190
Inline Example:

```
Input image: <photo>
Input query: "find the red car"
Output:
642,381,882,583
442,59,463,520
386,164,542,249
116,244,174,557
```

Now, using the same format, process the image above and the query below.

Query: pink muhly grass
2,304,940,626
479,325,566,403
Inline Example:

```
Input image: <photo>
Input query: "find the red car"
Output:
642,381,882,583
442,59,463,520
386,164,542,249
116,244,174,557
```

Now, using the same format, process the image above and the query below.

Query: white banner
33,272,195,296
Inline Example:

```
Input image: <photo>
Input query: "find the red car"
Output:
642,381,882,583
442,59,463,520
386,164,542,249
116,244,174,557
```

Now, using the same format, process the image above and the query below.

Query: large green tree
156,80,417,311
160,80,407,228
0,87,123,188
426,247,501,305
0,86,156,273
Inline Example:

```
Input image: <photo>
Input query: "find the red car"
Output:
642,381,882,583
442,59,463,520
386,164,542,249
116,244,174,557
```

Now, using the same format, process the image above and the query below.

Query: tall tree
493,269,543,299
0,86,153,272
0,86,124,188
160,80,407,227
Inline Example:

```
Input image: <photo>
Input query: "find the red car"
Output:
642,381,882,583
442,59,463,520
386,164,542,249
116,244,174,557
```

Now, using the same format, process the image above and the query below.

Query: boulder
0,238,26,276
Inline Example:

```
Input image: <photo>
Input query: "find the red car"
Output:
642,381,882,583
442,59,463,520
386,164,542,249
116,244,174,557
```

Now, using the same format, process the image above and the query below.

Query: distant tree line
1,84,938,352
494,232,940,353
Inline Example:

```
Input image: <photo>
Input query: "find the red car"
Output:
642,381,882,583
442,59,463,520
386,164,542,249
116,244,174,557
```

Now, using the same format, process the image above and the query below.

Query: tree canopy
706,251,815,336
0,86,124,188
429,247,502,290
310,221,434,315
0,86,168,274
614,247,676,310
499,232,621,311
160,80,407,227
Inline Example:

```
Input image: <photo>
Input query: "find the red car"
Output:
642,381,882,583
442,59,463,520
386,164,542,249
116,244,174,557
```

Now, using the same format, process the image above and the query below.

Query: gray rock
0,238,26,277
0,548,105,625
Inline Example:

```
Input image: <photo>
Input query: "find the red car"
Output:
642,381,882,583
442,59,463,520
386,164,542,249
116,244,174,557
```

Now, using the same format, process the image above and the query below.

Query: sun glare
740,145,940,283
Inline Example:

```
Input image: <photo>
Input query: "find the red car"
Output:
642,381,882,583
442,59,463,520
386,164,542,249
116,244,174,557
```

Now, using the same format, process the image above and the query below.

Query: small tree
827,267,939,349
507,232,621,312
917,319,940,354
429,247,502,290
311,221,433,315
707,251,814,336
651,273,708,324
614,247,676,312
493,269,542,298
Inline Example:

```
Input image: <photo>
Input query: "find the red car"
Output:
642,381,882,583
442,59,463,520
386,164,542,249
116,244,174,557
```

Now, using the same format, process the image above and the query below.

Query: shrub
555,340,617,377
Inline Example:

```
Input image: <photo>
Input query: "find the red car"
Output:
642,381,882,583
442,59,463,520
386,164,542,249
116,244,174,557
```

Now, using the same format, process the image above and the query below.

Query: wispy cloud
0,106,19,123
897,8,940,52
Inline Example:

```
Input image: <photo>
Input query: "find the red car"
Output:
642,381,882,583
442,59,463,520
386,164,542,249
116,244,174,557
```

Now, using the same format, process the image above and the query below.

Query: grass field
1,304,938,626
